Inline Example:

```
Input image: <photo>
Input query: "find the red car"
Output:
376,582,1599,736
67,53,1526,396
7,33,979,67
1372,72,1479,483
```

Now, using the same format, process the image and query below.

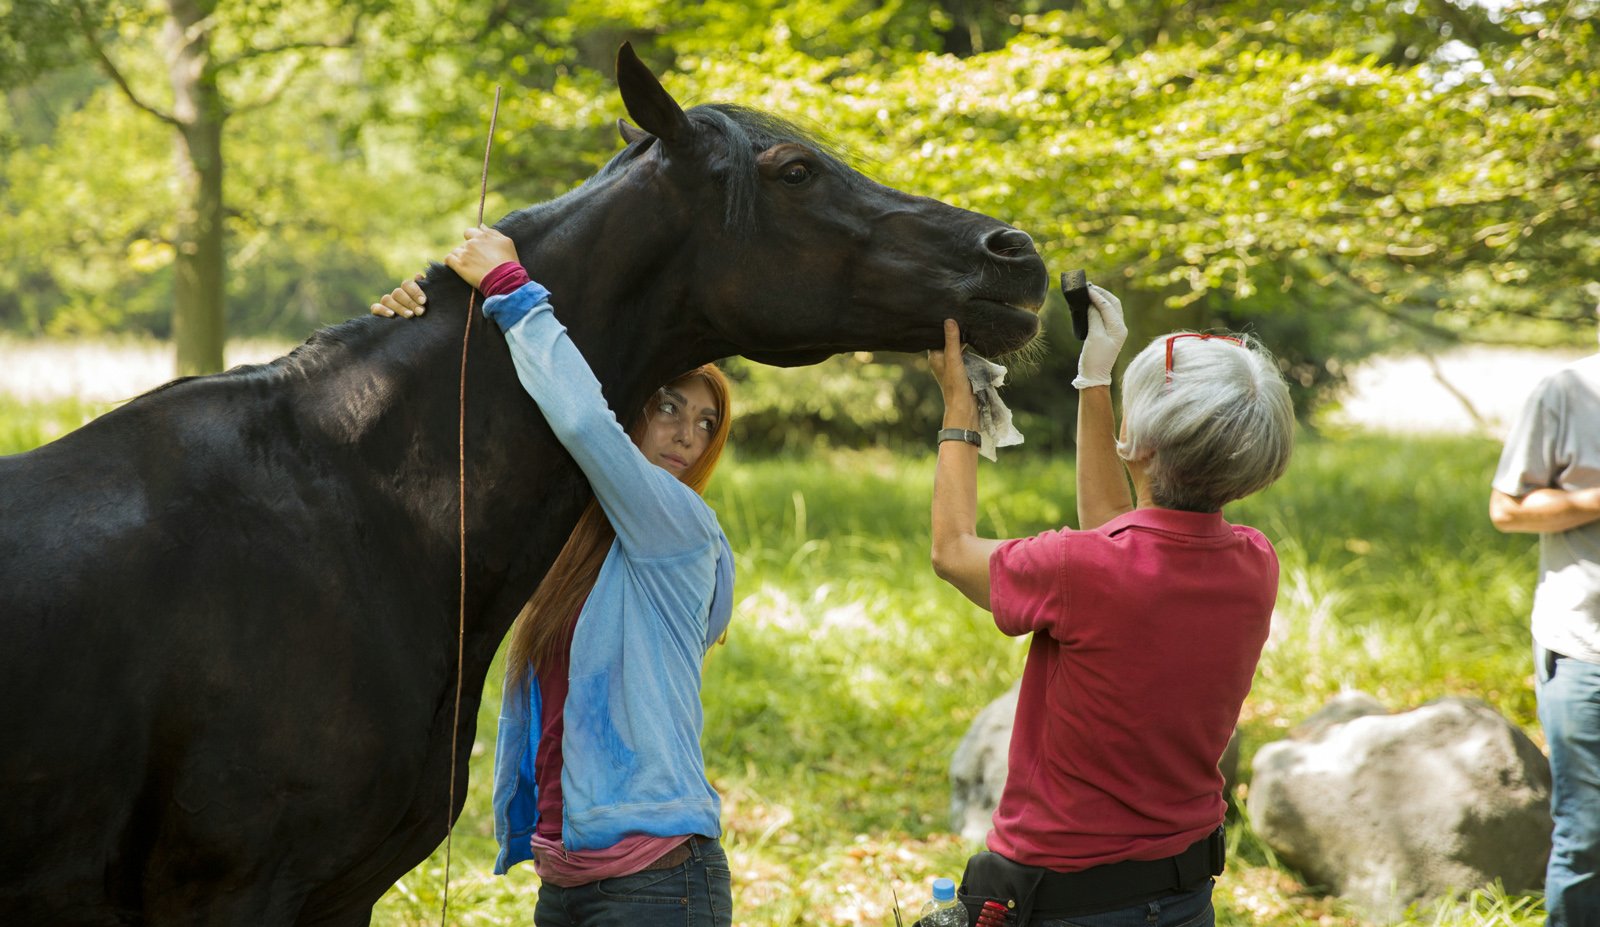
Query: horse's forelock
697,104,853,167
689,104,863,234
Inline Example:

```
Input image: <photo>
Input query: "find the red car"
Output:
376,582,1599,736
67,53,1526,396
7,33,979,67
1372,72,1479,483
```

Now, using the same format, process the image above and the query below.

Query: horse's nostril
985,228,1037,259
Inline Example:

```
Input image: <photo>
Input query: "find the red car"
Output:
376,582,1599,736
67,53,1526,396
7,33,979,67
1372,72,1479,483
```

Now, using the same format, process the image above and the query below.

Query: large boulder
1248,693,1551,920
949,681,1240,843
949,682,1020,842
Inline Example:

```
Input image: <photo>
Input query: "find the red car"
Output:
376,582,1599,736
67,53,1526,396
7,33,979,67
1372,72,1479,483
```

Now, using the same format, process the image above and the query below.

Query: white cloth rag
962,350,1023,461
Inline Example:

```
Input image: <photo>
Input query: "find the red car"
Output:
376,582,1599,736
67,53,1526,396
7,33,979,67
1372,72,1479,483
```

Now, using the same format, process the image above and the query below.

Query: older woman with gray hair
925,285,1292,927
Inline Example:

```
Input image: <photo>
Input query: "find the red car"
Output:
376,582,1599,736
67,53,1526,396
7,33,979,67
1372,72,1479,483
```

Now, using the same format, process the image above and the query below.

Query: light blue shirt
484,281,734,874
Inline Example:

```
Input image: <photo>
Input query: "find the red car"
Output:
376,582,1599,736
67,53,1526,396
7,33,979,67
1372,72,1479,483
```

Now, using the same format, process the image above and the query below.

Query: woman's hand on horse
445,226,520,291
368,228,518,318
370,274,427,319
928,319,979,426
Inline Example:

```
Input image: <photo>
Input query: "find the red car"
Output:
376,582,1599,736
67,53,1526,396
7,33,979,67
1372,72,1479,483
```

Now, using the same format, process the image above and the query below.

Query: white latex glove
1071,284,1129,389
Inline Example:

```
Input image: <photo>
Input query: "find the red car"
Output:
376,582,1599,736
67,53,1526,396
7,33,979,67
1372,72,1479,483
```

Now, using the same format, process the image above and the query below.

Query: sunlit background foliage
3,0,1596,441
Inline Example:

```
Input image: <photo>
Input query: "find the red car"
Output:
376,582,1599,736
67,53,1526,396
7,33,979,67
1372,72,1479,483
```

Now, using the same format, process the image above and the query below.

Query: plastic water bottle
918,877,965,926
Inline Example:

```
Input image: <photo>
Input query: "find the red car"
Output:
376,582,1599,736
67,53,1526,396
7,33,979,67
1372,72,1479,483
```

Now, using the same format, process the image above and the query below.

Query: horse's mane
132,314,423,402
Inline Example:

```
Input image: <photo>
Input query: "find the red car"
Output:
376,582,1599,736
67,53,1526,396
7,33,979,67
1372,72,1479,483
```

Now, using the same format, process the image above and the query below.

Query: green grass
1,400,1547,926
342,432,1550,927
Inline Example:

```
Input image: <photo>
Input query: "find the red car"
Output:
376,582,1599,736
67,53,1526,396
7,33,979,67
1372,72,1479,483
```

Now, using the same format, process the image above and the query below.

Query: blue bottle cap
933,877,956,902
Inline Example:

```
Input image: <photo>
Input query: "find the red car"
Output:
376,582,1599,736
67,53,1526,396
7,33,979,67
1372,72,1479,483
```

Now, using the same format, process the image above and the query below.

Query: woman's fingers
928,319,969,393
400,279,426,312
369,284,424,318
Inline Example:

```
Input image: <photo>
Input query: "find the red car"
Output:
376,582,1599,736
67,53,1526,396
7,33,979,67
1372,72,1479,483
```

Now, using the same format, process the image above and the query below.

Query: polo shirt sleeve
989,530,1071,638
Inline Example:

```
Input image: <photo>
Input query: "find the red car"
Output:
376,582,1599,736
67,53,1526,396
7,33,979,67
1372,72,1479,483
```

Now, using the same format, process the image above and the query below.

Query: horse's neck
292,254,680,646
297,184,712,646
498,190,708,414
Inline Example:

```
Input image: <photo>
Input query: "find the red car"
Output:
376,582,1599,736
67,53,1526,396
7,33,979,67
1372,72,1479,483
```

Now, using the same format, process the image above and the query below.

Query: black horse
0,44,1046,925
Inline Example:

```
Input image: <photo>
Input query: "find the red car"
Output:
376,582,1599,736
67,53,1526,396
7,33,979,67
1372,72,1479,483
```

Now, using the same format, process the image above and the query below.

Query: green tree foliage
1,0,393,372
3,0,1594,440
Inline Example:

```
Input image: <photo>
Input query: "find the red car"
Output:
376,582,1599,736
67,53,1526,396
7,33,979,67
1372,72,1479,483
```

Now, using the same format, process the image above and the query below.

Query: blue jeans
1037,883,1213,927
1538,646,1600,927
532,838,732,927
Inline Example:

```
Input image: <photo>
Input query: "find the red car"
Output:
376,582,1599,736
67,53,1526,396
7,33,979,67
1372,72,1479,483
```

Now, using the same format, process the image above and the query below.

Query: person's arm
497,304,714,557
1490,487,1600,534
1075,385,1132,529
1072,285,1133,529
1487,375,1600,535
450,227,714,555
928,320,1003,610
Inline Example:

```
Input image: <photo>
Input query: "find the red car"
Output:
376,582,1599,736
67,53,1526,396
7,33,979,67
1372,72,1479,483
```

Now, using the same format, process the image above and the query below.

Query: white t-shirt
1493,353,1600,663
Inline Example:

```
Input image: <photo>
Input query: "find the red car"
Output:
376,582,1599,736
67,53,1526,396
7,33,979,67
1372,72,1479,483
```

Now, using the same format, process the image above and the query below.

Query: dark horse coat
0,45,1047,925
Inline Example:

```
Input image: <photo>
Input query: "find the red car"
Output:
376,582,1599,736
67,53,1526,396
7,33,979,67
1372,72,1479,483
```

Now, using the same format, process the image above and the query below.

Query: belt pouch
957,851,1047,925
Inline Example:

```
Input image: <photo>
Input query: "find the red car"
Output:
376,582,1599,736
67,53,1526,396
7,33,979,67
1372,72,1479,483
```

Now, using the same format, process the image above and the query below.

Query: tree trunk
165,0,226,376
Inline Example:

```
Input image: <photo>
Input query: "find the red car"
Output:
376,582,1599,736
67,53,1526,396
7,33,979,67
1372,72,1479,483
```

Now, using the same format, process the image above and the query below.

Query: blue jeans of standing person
532,838,732,927
1538,645,1600,927
1035,883,1213,927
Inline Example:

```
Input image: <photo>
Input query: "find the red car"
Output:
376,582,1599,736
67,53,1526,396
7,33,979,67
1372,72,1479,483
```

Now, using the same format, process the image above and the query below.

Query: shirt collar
1100,506,1232,538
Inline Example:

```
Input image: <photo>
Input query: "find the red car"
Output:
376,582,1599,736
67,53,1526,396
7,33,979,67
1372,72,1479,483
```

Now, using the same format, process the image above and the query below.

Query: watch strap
937,427,983,448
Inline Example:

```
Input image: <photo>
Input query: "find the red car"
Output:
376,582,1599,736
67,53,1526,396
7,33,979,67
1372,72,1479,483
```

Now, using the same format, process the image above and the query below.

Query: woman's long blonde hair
506,363,733,683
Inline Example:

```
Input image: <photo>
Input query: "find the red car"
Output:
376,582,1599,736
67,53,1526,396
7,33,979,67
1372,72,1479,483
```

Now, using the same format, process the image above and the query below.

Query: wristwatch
937,428,982,448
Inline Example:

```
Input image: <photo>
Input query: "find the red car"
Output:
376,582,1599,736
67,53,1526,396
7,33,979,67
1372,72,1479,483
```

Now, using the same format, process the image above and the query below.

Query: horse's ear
617,118,648,146
616,42,691,148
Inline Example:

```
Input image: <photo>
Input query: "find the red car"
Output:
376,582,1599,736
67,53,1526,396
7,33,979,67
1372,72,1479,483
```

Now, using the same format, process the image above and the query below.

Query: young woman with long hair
373,226,737,927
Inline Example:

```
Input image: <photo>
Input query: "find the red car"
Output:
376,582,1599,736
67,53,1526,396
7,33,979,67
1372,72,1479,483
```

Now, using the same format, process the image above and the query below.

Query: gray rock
949,681,1020,842
1248,694,1551,920
1288,690,1388,740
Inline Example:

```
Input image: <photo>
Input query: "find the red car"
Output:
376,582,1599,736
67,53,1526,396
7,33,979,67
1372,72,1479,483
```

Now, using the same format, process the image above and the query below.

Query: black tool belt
957,826,1225,924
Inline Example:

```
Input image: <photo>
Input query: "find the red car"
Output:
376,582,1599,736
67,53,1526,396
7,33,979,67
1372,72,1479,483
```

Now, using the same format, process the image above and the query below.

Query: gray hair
1116,332,1294,512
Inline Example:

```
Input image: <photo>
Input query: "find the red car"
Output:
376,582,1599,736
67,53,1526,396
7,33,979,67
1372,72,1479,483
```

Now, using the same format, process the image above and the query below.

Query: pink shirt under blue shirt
986,506,1277,872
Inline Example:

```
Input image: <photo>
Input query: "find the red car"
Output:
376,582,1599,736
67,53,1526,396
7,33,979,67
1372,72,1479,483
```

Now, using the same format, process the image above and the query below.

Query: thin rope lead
443,83,500,927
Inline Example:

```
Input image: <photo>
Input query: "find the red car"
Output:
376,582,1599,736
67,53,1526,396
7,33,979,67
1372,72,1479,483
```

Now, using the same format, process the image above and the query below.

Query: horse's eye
780,162,813,185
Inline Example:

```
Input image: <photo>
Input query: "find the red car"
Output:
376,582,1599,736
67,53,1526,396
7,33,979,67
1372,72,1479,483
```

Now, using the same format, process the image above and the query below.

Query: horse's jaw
740,348,837,368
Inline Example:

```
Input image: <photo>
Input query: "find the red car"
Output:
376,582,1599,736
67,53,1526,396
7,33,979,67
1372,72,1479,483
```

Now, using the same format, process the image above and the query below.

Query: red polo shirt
986,507,1277,871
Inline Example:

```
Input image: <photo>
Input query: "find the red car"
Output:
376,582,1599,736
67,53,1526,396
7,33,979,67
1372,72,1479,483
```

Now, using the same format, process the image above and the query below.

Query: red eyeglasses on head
1164,333,1244,385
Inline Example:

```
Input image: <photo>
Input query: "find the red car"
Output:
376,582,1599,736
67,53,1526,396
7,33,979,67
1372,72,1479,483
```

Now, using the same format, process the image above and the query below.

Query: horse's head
515,44,1048,374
